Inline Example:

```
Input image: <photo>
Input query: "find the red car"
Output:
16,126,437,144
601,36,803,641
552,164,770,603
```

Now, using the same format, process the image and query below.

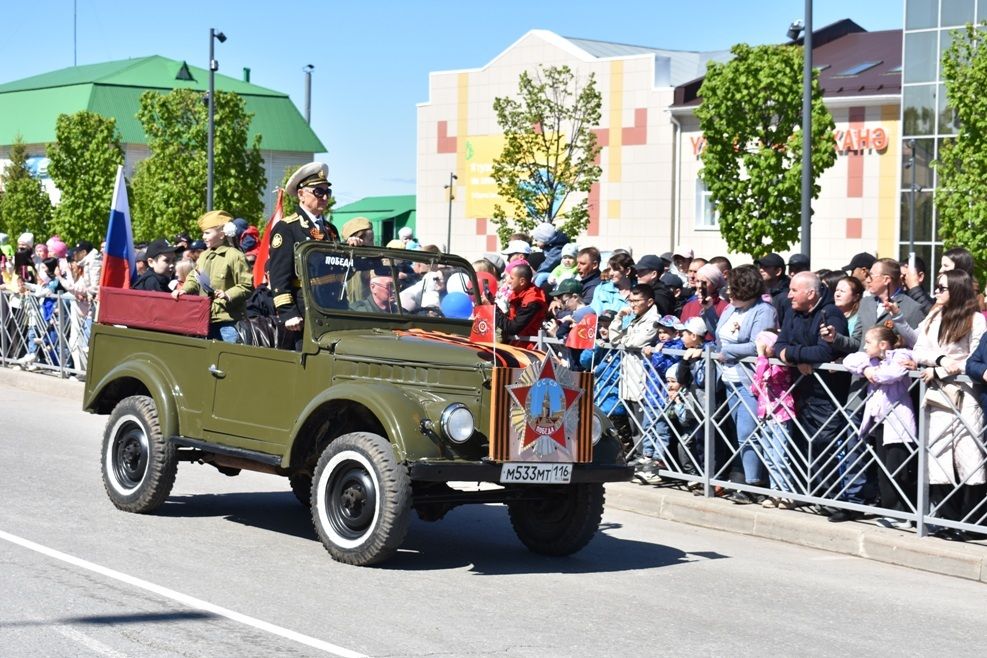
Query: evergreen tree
0,137,53,241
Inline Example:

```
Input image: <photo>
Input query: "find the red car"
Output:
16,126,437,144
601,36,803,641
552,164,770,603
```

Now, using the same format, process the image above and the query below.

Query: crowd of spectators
470,224,987,541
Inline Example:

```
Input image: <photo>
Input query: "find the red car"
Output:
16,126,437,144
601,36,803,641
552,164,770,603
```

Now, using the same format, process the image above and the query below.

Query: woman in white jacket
911,269,986,539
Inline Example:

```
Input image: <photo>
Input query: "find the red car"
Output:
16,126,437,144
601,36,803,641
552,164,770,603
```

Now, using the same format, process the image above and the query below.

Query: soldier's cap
285,161,330,197
197,209,233,231
549,279,583,296
342,216,372,240
144,239,182,260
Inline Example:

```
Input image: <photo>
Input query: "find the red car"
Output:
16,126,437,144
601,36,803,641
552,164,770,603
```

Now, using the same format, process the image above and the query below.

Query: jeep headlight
591,413,603,445
440,403,474,443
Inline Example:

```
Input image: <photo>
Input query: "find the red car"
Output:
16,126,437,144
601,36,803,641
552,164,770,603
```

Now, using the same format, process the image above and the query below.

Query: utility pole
444,172,457,253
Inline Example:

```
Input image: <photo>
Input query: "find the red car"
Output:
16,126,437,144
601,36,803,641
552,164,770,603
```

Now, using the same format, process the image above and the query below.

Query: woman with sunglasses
910,269,986,540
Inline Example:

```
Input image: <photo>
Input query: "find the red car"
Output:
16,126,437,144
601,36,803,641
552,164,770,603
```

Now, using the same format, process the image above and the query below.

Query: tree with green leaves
0,136,53,241
491,65,601,245
131,89,266,242
935,23,987,269
696,43,836,259
46,111,125,244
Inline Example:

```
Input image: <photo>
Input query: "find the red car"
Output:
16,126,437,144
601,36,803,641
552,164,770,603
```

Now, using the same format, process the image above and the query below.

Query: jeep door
202,340,302,454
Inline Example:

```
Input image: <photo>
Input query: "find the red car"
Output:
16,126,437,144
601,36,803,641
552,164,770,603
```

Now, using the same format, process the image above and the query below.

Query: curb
0,366,84,402
605,481,987,583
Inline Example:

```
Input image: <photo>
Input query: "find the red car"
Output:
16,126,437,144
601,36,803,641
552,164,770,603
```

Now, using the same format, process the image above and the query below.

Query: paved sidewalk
3,366,985,582
606,480,987,583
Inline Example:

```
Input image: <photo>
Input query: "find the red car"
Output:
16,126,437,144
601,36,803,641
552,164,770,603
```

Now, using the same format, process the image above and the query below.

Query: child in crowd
751,330,798,508
634,315,687,483
580,311,633,454
132,239,181,292
672,317,711,490
548,243,579,287
666,368,702,487
173,259,195,292
843,325,916,527
173,210,253,343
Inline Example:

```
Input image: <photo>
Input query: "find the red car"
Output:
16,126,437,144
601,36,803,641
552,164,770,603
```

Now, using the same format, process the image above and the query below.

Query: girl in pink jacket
751,330,797,504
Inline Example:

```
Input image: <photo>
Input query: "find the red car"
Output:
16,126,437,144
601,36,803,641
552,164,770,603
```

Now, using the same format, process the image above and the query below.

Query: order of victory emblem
506,357,583,460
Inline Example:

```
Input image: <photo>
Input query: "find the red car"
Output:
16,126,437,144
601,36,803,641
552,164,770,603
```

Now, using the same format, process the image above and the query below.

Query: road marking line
53,625,129,658
0,529,366,658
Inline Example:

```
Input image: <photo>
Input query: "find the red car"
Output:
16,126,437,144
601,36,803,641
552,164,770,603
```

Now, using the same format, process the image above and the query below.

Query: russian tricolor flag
100,165,136,288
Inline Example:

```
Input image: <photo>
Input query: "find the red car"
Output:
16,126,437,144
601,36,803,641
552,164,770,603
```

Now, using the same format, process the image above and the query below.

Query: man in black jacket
633,254,675,316
575,247,602,306
758,252,791,324
131,239,181,292
776,271,850,503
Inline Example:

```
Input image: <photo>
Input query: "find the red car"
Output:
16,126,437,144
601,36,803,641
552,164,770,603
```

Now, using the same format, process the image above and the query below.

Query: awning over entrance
331,195,415,245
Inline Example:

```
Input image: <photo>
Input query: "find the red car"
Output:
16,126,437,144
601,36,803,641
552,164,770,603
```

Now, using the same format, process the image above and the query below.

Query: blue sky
1,0,903,206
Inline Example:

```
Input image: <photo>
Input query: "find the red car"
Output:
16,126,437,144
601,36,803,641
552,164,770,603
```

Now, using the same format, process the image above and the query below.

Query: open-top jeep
84,242,632,565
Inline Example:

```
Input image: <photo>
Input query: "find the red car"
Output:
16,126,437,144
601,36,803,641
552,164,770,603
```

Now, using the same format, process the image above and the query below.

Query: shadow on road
153,490,728,574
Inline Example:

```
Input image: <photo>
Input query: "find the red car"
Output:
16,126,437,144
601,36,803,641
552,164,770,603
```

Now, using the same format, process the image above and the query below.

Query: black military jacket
267,207,340,321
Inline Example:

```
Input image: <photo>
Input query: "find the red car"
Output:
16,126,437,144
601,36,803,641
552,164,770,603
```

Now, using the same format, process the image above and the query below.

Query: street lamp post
303,64,314,124
444,172,457,254
207,28,227,211
787,0,813,258
907,139,918,270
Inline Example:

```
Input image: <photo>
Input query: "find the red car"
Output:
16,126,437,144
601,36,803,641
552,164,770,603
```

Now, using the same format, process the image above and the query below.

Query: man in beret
173,210,253,342
268,162,364,334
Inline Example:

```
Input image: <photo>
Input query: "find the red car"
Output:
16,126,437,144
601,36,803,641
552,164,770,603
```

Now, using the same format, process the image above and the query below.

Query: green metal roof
332,195,417,239
0,55,325,152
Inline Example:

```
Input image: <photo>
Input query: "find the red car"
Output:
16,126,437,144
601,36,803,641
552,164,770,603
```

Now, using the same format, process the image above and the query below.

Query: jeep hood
328,329,541,370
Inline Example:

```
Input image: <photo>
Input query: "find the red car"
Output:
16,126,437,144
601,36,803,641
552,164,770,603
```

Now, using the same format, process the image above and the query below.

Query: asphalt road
1,380,985,657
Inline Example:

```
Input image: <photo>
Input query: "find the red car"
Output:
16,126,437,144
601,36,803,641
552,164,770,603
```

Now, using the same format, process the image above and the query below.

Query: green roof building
0,55,325,214
331,195,416,245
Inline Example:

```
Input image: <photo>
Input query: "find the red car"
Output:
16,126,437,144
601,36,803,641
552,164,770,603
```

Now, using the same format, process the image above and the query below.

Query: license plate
500,462,572,484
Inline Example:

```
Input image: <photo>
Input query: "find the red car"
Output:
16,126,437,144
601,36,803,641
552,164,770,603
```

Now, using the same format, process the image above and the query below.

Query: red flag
253,188,285,288
565,310,597,350
470,303,496,343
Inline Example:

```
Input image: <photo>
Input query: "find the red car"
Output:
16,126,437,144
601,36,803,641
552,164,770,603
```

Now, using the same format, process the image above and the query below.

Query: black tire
289,473,312,508
101,395,177,514
311,432,411,566
507,483,605,556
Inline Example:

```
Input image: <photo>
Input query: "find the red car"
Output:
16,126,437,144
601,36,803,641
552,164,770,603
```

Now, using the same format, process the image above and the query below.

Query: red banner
565,311,597,350
470,304,496,343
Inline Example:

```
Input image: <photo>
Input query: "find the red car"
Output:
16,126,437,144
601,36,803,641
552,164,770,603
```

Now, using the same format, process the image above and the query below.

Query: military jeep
84,242,632,566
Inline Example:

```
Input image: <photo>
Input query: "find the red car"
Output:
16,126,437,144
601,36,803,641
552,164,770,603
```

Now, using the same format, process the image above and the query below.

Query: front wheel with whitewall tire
101,395,177,513
311,432,411,566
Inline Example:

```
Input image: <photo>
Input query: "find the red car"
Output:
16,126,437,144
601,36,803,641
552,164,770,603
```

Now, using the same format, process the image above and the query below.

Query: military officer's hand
285,316,303,330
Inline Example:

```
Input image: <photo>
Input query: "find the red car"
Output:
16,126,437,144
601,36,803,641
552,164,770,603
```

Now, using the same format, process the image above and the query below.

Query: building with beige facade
417,21,902,272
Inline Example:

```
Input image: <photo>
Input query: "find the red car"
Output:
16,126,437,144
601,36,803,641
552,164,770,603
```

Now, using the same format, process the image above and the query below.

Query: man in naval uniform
268,162,365,342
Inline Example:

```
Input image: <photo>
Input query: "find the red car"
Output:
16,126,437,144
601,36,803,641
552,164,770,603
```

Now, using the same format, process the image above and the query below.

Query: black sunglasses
934,285,948,293
307,186,332,199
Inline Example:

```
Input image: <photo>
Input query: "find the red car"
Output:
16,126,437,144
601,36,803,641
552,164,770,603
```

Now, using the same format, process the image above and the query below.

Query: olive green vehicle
84,242,632,566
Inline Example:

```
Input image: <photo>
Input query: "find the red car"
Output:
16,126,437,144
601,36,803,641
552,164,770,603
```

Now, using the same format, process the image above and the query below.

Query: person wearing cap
634,254,675,316
757,252,791,324
843,252,876,285
132,239,182,292
788,253,810,276
173,210,253,343
530,221,570,286
544,278,590,364
269,162,358,332
495,262,547,350
670,245,693,287
548,242,579,287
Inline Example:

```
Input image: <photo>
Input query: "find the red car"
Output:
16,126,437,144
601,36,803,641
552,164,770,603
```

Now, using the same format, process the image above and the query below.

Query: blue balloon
440,291,474,319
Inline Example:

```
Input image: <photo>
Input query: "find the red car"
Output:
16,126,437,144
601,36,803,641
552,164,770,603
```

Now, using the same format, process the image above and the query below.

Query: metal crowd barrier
0,287,89,379
530,333,987,541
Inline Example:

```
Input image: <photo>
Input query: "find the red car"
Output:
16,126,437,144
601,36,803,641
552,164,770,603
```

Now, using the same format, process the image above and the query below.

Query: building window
696,178,718,229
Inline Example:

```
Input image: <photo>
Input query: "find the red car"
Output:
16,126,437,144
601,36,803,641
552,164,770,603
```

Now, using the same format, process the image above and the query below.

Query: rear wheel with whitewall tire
101,395,177,513
507,483,605,556
311,432,411,566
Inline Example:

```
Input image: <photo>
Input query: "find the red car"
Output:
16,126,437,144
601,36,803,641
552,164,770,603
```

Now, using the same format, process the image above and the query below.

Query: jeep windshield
301,244,484,321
